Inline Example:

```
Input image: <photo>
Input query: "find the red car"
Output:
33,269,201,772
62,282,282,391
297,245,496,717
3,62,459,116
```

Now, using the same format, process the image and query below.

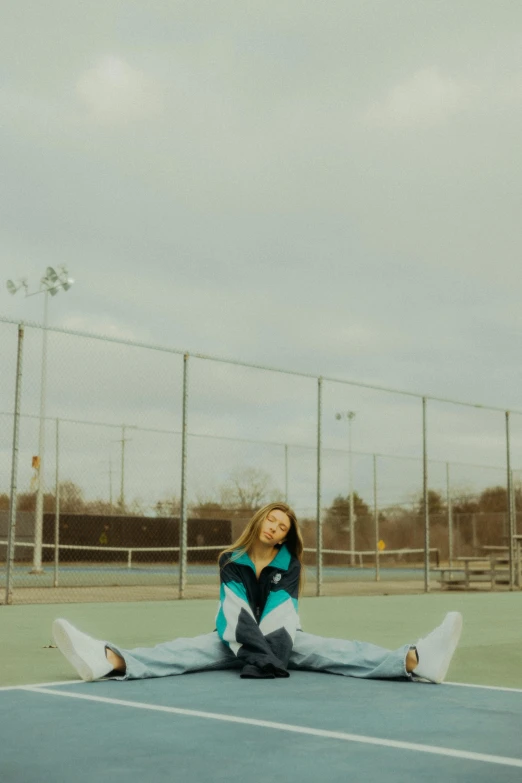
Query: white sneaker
413,611,463,684
52,619,113,682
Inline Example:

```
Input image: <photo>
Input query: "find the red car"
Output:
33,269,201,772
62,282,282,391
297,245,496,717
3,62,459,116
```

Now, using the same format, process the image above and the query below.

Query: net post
5,324,25,606
316,376,323,597
179,352,189,599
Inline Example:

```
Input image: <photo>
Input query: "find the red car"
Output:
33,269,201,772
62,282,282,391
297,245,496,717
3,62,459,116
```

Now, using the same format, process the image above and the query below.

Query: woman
52,502,462,684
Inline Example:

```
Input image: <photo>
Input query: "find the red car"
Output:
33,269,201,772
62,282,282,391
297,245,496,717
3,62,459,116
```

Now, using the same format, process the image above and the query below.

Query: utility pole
117,425,134,513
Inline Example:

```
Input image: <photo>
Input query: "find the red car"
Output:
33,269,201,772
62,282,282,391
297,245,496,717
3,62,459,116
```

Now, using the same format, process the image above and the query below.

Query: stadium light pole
335,411,356,566
6,267,74,573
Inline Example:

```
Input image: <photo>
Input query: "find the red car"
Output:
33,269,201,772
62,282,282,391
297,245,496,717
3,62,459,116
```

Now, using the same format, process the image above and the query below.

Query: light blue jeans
107,631,412,681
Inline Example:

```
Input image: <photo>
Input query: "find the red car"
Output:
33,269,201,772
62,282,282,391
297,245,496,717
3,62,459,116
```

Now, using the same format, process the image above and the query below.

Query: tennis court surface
2,593,521,782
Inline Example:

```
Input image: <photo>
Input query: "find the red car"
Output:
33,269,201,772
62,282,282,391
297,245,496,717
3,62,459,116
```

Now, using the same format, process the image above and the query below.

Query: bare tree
59,481,86,512
220,467,282,511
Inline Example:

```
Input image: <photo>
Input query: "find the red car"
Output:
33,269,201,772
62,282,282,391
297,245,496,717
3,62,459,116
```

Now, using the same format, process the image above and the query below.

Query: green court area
1,591,521,689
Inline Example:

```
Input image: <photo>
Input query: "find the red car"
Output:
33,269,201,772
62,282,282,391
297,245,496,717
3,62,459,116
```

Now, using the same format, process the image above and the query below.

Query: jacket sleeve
259,558,301,667
216,555,289,677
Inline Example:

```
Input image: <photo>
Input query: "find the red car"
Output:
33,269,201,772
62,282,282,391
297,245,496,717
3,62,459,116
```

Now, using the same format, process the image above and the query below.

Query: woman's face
258,508,291,547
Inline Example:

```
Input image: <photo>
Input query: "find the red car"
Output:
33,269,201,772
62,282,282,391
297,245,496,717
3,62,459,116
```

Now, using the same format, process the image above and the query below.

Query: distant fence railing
0,540,229,568
304,547,440,569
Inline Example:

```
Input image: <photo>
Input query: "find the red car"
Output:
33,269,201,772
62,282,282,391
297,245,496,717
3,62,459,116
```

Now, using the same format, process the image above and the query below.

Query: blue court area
1,563,424,587
3,671,522,782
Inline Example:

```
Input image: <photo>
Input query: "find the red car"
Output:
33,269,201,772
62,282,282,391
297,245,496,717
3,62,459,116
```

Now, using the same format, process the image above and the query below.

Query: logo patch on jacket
272,573,282,584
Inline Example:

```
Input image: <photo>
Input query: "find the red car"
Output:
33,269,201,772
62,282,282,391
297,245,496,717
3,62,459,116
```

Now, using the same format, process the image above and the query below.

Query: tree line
1,472,519,521
0,467,283,517
2,469,518,559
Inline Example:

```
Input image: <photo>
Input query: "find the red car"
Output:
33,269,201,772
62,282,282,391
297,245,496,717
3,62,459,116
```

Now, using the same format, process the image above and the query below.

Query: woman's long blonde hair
219,502,305,594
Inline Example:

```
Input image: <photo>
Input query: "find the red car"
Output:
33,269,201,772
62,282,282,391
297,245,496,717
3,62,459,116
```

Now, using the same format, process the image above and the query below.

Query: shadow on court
3,671,522,782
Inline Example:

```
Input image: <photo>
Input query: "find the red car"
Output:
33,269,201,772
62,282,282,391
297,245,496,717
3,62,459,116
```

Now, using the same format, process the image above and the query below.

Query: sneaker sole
52,619,95,682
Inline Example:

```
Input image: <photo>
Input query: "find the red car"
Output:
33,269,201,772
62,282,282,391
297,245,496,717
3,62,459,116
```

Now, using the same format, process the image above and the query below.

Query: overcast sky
2,1,522,511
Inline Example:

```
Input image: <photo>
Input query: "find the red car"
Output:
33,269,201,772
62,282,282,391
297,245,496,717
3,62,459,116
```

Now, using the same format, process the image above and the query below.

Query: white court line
446,681,522,694
22,686,522,770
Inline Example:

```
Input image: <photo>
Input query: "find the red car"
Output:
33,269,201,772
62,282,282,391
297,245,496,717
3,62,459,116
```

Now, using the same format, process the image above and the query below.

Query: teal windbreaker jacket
216,544,301,679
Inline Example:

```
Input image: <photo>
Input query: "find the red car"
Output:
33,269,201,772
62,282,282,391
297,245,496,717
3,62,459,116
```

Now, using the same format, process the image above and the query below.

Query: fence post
284,444,289,503
422,397,430,593
5,324,25,606
179,353,189,599
505,412,515,589
120,425,126,512
53,418,60,588
316,377,323,597
511,469,517,540
446,462,453,568
373,454,380,582
348,414,355,567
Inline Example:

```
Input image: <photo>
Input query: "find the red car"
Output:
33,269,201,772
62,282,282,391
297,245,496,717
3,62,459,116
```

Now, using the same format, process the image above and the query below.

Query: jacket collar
235,543,291,571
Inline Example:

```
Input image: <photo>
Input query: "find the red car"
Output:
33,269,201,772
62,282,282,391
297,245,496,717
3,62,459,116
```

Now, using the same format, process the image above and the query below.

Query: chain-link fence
1,317,521,604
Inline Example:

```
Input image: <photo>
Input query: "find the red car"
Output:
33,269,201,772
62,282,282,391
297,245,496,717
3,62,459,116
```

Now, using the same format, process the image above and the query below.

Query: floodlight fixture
38,265,74,297
42,268,57,291
55,266,74,291
336,410,356,422
5,263,75,574
6,278,28,295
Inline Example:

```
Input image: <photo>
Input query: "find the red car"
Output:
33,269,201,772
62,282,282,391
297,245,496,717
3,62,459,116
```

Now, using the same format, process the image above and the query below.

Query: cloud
75,56,162,124
0,55,163,138
359,67,470,129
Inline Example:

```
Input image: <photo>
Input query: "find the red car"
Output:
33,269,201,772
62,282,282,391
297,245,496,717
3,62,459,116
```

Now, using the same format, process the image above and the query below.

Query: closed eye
266,515,289,533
